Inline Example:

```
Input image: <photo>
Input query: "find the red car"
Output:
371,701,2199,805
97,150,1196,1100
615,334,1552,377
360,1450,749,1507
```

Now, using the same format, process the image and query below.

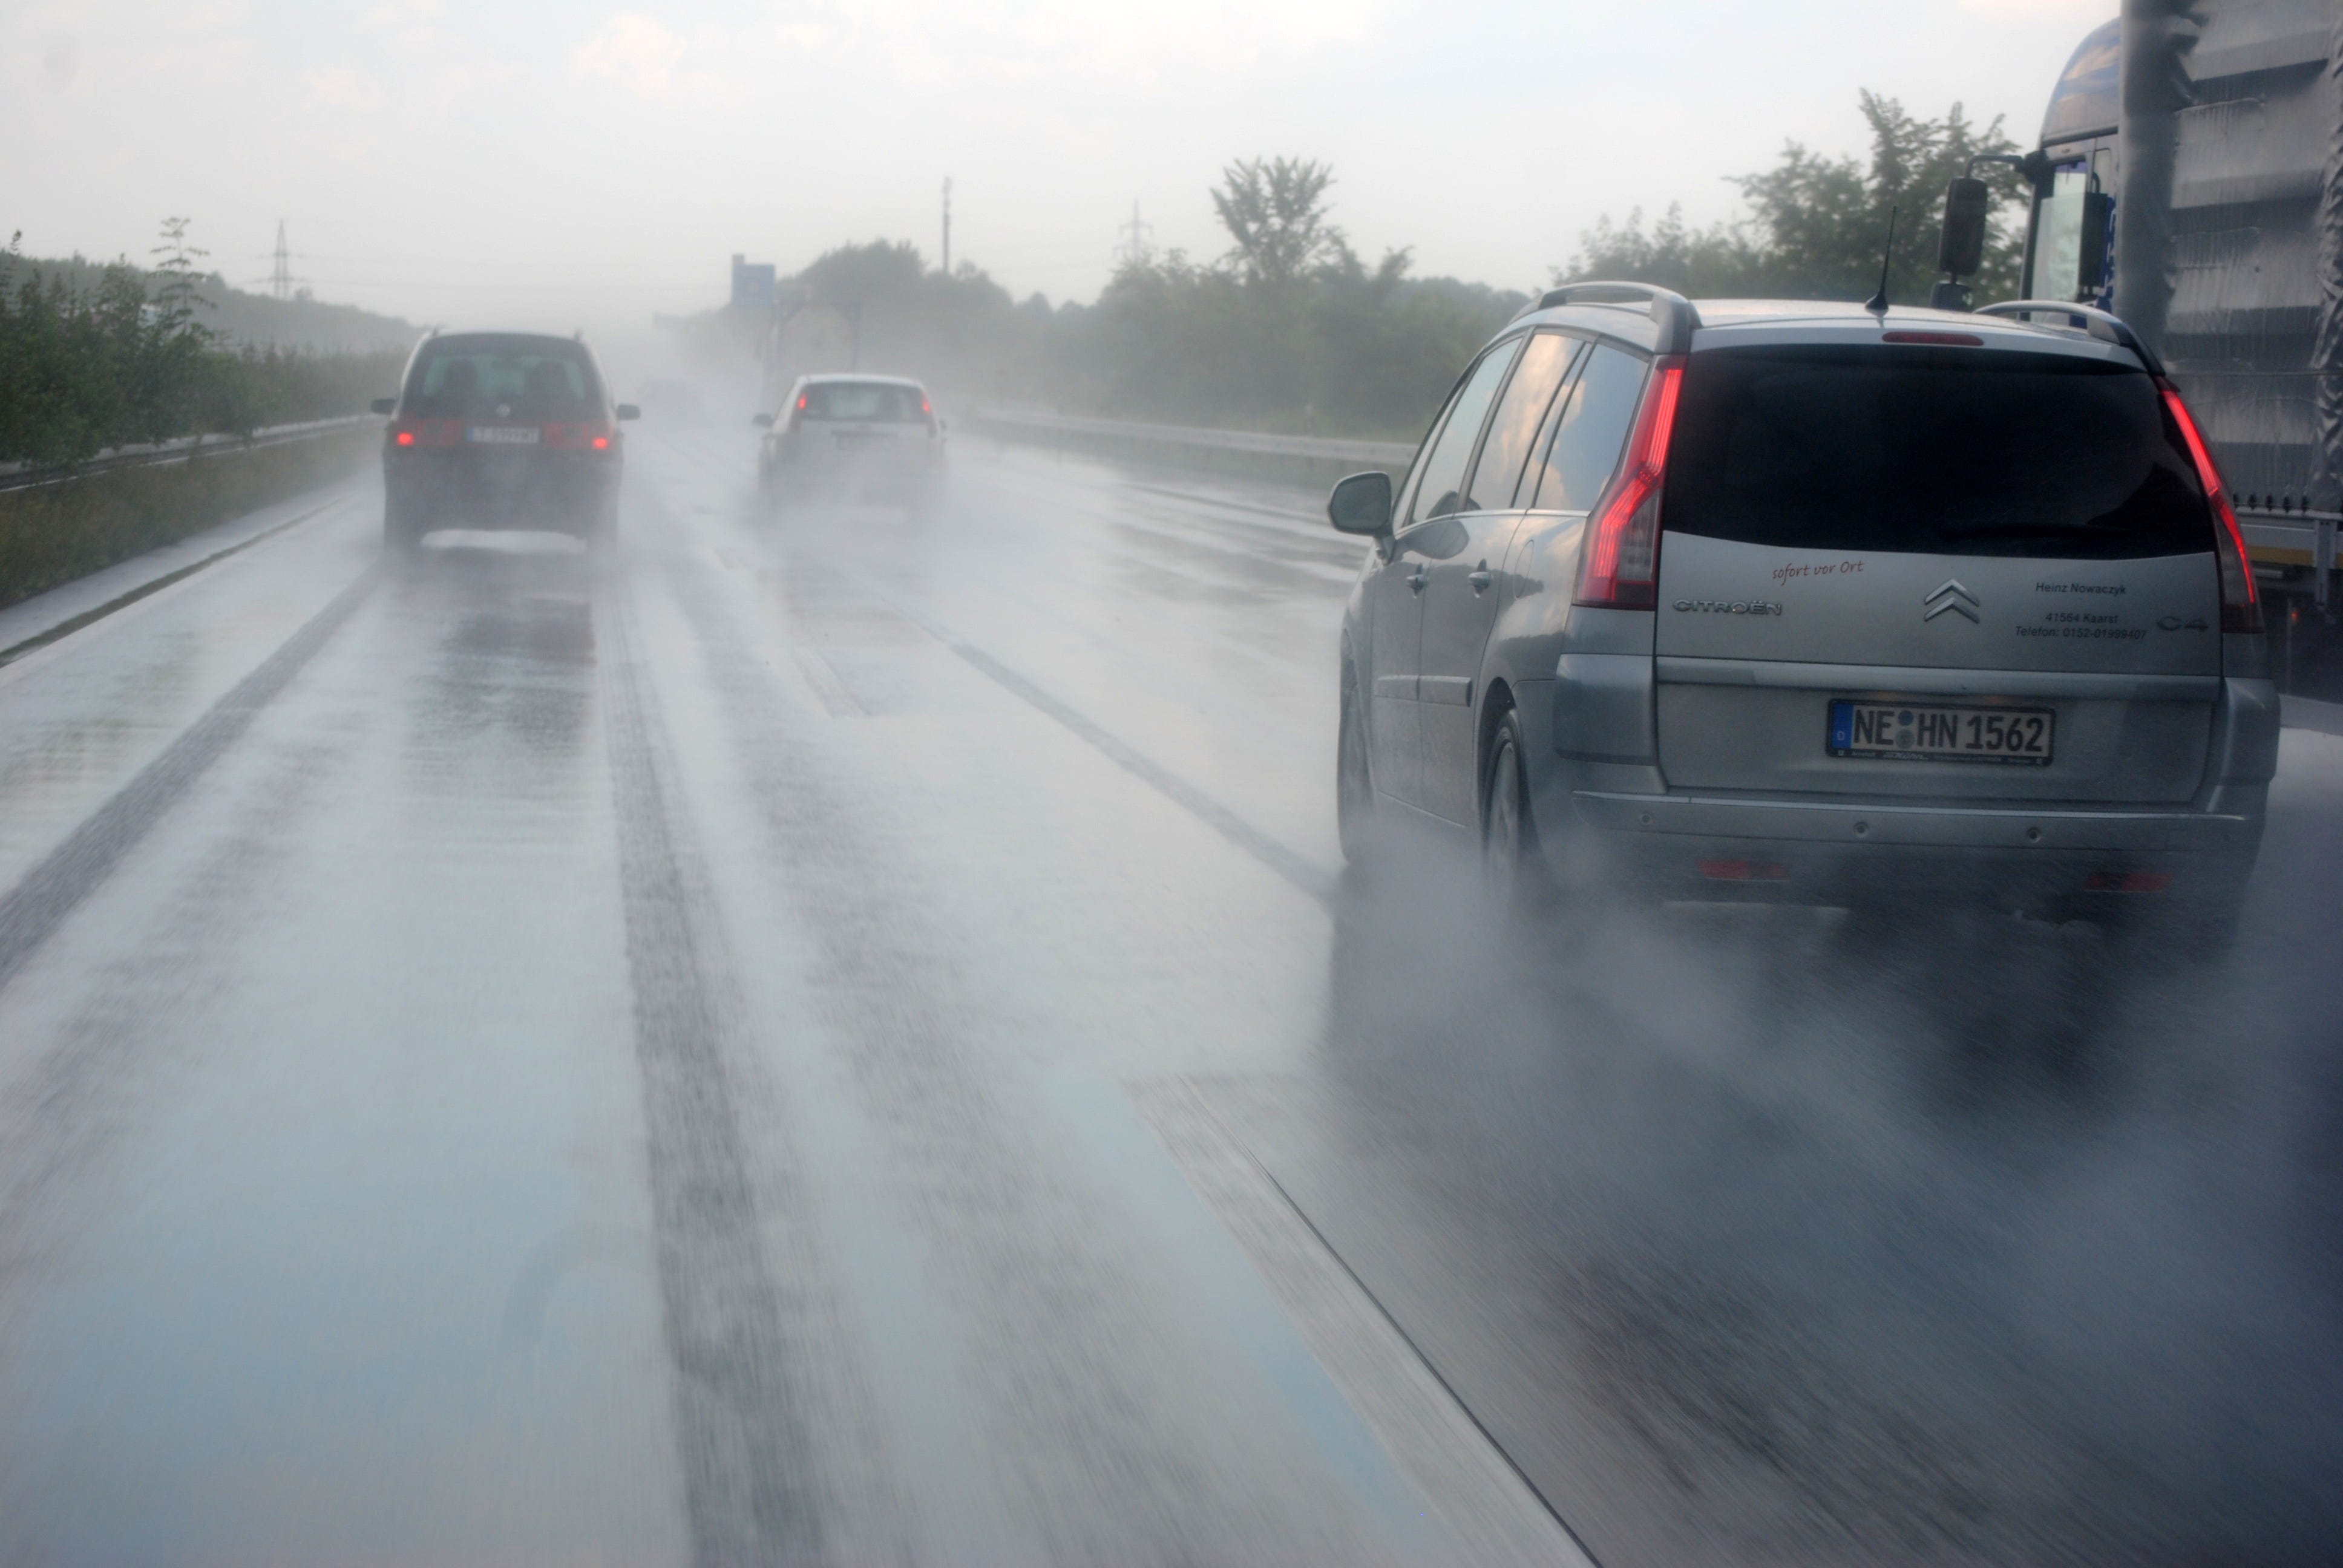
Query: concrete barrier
0,422,377,610
962,407,1414,489
0,414,378,494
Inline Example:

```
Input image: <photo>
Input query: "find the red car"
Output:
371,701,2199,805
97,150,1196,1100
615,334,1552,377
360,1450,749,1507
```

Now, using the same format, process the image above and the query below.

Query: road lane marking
0,567,378,995
662,436,1345,908
1135,1077,1604,1568
789,647,868,717
595,586,830,1566
1046,1073,1443,1547
947,641,1337,908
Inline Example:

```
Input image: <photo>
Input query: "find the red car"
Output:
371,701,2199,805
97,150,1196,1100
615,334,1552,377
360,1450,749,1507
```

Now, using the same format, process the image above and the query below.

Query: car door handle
1407,566,1427,594
1467,563,1492,593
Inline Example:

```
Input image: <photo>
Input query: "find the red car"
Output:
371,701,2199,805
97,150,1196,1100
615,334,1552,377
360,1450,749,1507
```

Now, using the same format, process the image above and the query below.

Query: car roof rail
1974,300,2163,373
1526,281,1702,354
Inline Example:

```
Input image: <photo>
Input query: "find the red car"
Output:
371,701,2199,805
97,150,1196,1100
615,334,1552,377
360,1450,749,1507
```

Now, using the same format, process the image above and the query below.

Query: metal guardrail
0,414,379,495
966,407,1415,471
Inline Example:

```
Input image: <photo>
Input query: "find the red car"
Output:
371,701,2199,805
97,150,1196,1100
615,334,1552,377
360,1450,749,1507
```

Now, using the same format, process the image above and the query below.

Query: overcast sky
4,0,2111,335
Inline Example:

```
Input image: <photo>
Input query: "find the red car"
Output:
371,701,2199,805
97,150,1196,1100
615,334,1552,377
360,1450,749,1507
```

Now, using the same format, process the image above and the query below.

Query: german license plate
468,425,540,445
1828,700,2053,764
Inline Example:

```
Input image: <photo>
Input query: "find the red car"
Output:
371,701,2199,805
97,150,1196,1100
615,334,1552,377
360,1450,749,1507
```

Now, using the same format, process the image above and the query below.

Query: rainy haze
0,1,2339,1564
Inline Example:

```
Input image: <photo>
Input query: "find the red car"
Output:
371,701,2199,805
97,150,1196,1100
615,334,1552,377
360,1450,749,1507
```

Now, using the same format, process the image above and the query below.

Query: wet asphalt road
0,426,2337,1566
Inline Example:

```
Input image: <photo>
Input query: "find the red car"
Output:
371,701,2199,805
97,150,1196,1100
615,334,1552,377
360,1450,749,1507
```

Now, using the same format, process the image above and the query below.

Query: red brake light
395,429,416,446
2157,378,2262,634
796,394,808,410
1881,331,1984,346
1574,356,1683,609
920,398,932,414
539,421,615,451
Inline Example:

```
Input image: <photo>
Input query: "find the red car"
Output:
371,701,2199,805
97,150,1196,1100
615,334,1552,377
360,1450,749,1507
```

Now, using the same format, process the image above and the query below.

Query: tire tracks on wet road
595,582,833,1567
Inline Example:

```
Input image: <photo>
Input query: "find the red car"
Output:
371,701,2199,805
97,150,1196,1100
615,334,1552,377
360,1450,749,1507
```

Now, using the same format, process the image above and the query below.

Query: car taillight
395,429,415,446
390,420,457,448
1574,355,1684,610
543,421,617,451
2157,378,2263,634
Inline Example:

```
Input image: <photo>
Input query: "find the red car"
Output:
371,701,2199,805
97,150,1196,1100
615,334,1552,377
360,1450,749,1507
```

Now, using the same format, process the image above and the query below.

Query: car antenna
1864,205,1898,318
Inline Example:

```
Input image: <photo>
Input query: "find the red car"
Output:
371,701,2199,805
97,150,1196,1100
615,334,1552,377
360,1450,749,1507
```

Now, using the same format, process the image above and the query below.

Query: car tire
384,501,422,555
1336,671,1377,865
1481,706,1550,918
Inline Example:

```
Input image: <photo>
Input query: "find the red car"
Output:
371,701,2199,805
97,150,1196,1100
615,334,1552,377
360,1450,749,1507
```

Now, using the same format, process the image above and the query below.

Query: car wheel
1336,671,1377,864
1482,707,1548,917
384,501,421,555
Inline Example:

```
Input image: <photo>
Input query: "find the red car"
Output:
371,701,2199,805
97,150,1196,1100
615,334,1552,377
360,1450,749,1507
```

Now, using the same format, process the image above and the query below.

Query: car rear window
404,337,600,420
1662,345,2214,559
799,382,928,422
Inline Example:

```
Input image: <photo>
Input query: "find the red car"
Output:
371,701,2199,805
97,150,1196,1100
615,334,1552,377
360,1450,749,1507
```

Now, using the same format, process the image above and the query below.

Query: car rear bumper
386,450,618,529
1564,787,2263,904
1572,788,2261,852
773,434,942,470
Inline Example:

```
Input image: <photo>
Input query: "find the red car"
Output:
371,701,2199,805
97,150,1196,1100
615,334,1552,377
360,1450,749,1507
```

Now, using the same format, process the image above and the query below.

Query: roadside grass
0,427,373,611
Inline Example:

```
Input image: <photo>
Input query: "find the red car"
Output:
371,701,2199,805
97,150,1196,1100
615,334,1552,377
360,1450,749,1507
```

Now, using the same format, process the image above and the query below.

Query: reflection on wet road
0,428,2335,1564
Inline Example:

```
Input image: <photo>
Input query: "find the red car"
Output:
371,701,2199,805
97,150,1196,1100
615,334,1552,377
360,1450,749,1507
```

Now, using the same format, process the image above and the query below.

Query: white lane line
1134,1079,1603,1568
664,441,1345,906
789,647,868,717
0,567,379,993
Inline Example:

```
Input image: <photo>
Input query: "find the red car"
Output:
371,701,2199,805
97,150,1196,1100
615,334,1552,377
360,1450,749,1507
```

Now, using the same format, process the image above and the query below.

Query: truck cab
2004,7,2341,690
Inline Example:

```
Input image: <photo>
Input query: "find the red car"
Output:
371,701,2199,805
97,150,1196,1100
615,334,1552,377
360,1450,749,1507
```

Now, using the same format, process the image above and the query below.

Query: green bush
0,225,404,468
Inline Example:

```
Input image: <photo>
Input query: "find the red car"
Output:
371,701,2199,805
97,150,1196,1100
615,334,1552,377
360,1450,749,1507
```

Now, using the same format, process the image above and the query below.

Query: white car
755,374,945,505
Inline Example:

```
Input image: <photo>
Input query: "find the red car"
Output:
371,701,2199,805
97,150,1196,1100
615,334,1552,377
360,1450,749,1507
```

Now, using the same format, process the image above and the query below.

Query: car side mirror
752,412,775,428
615,403,641,422
2074,191,2114,295
1328,471,1393,537
370,397,396,416
1936,177,1989,281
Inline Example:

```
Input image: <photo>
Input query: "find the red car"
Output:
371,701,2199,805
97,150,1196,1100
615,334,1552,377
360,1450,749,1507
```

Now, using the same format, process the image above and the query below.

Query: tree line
0,221,405,468
744,91,2028,440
